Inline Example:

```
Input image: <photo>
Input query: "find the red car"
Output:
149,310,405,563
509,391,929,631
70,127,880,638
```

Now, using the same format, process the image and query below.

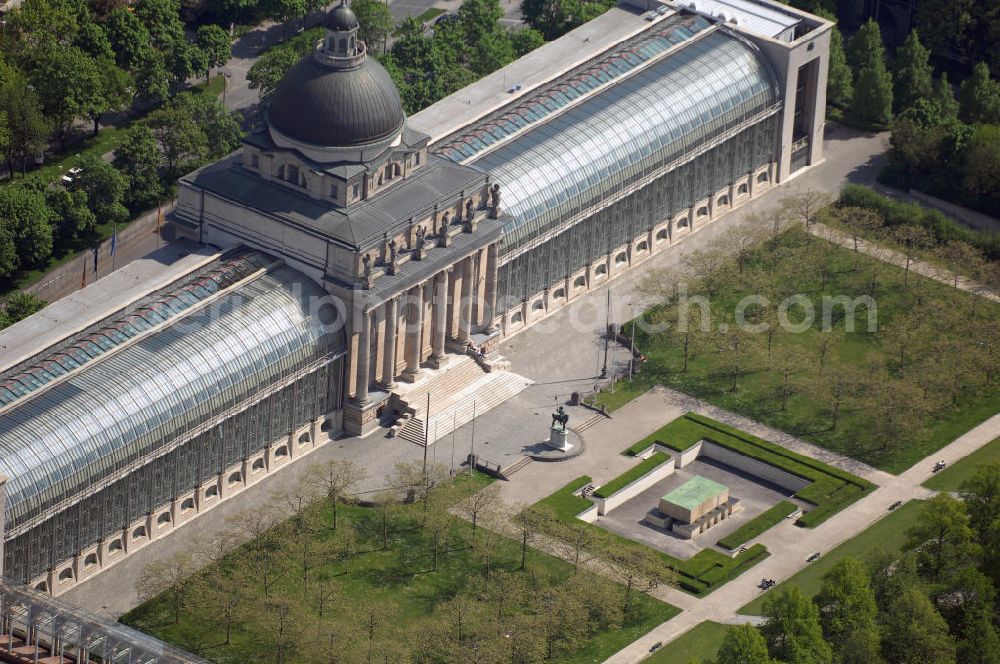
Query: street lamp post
221,69,233,107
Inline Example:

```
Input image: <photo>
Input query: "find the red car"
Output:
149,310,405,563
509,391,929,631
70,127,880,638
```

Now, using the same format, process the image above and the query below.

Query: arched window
252,458,266,473
636,241,648,253
757,172,769,184
275,446,289,458
615,252,627,266
228,471,242,486
299,432,311,445
510,311,523,324
595,264,607,276
677,218,689,229
59,568,74,582
84,553,98,568
132,526,146,540
738,183,748,195
696,207,709,218
287,164,300,186
393,163,401,176
532,300,544,311
377,173,383,186
35,582,48,592
157,512,171,526
205,485,219,499
656,229,669,242
181,498,195,512
717,195,729,207
109,539,124,553
339,37,347,51
574,275,587,288
321,419,335,432
553,288,565,299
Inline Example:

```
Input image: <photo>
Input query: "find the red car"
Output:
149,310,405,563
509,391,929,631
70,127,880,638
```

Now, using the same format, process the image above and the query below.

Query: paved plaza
596,457,798,558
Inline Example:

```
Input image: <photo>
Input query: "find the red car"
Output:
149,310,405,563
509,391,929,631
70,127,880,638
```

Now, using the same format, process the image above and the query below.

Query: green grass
124,472,679,663
534,477,769,597
623,414,874,528
599,229,1000,474
646,621,733,664
416,7,447,21
1,126,129,192
717,500,798,550
924,436,1000,491
592,452,669,499
738,499,925,615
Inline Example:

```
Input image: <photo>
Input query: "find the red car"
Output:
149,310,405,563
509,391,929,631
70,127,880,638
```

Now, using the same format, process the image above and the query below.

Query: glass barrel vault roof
469,28,779,256
0,265,344,532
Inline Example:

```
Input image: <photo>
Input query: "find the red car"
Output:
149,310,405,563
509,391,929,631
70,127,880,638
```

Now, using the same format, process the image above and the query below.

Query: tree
881,588,957,664
962,125,1000,199
0,112,11,180
893,31,933,113
144,102,207,177
105,7,152,70
133,48,172,104
0,185,53,276
760,587,833,664
716,624,774,664
2,291,46,324
906,494,980,582
74,21,115,61
165,37,208,92
891,224,933,287
89,59,133,135
114,124,164,212
599,540,671,615
45,187,95,248
939,240,984,290
75,153,129,226
826,24,852,108
194,564,247,645
933,73,960,119
247,46,302,96
196,25,232,80
304,459,366,530
135,551,198,624
251,595,306,664
30,44,103,150
839,206,883,270
352,0,394,55
511,27,545,57
960,462,1000,539
847,18,885,72
852,59,894,126
135,0,185,49
814,557,882,663
960,62,1000,124
512,506,544,570
781,190,833,230
456,483,500,533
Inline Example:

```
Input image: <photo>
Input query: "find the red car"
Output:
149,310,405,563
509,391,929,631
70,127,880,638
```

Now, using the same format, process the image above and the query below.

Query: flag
155,204,161,234
110,228,117,257
93,247,99,272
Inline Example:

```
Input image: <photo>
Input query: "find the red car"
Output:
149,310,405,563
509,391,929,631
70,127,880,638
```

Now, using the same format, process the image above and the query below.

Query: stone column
381,296,398,388
483,243,499,332
458,256,473,345
431,271,448,368
404,284,424,380
356,308,372,404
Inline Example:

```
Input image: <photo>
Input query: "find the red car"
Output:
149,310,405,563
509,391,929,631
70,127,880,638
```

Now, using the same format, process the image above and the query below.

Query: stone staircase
390,355,532,447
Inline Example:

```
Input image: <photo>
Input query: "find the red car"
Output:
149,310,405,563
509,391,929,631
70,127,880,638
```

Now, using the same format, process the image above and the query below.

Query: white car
61,167,83,185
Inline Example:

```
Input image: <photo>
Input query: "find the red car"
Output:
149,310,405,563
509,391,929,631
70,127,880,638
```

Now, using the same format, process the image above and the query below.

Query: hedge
622,413,874,528
592,453,669,499
717,500,798,550
533,477,769,597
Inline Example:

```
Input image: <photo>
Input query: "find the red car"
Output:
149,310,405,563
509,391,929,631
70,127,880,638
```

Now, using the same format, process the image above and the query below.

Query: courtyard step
424,371,532,445
397,416,426,446
501,455,533,478
390,356,486,418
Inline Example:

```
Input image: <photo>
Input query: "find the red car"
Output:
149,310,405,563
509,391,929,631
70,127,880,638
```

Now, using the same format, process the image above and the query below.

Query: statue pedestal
546,425,571,451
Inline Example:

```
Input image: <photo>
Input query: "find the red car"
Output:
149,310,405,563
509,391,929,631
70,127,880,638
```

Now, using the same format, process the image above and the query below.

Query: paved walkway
810,223,1000,303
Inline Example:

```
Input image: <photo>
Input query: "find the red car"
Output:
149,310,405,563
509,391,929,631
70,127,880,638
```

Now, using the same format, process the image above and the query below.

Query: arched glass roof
0,266,345,532
469,28,779,256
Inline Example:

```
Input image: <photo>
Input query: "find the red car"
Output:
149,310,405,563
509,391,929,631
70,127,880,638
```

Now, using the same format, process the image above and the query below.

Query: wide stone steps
423,371,532,444
500,455,533,478
392,356,486,417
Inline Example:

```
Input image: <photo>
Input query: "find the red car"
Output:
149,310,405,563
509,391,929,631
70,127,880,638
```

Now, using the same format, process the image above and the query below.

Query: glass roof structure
0,252,271,411
0,265,345,532
436,12,714,163
468,28,780,256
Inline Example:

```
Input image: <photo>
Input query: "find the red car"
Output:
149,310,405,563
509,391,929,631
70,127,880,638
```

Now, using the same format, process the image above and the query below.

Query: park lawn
924,435,1000,491
737,499,925,616
124,472,679,663
645,621,733,664
596,230,1000,474
534,476,768,597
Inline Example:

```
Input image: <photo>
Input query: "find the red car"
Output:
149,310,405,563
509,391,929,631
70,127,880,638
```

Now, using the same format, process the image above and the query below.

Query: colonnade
353,244,499,403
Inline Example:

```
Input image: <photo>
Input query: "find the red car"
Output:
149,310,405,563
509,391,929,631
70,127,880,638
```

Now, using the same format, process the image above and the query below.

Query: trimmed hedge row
623,413,874,528
592,453,669,499
717,500,798,550
534,477,769,597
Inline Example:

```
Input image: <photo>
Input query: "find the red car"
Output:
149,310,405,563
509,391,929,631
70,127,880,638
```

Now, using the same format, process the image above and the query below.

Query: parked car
889,500,903,511
807,552,821,562
933,460,947,472
61,166,83,185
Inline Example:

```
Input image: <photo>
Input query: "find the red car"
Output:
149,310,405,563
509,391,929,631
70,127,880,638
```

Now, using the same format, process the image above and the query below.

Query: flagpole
111,221,117,272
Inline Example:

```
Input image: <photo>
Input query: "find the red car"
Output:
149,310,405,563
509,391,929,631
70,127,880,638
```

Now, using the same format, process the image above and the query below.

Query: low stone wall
699,441,811,492
595,456,675,515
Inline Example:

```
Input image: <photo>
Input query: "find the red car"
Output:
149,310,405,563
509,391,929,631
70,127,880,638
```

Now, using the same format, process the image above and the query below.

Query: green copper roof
662,476,728,511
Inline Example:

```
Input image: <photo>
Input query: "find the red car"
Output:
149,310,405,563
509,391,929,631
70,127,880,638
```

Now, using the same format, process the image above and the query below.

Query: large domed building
0,0,832,601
